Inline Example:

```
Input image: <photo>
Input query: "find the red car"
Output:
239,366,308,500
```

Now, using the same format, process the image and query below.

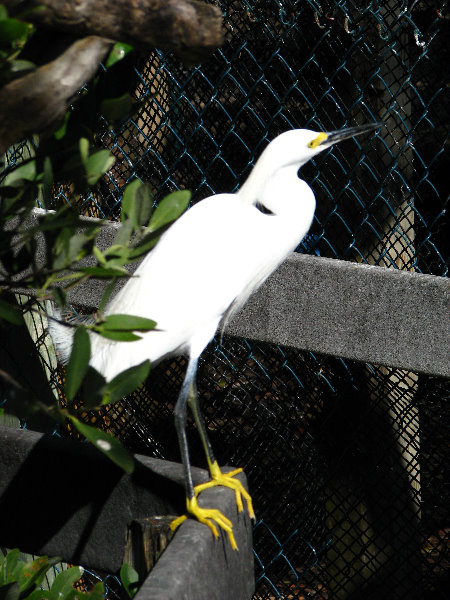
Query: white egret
50,122,382,549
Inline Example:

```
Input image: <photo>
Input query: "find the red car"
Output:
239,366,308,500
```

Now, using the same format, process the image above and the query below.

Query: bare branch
0,36,112,153
5,0,223,62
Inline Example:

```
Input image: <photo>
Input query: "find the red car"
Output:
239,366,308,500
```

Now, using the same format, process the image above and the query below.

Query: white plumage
49,123,381,548
53,128,323,378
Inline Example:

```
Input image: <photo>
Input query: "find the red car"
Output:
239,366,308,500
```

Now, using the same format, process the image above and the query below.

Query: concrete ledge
70,221,449,378
0,425,254,599
227,254,449,378
10,209,450,377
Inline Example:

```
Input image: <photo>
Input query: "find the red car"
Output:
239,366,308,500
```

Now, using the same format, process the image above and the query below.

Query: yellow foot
170,496,238,550
194,461,255,520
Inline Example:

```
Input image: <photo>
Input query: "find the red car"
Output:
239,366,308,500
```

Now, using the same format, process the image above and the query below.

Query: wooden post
124,516,177,581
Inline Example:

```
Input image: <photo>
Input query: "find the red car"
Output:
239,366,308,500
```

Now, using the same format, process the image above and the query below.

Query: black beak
321,122,384,145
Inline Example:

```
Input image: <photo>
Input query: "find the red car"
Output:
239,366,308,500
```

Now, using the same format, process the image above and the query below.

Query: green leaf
105,42,133,68
69,416,135,473
33,208,89,232
85,150,115,185
112,218,134,247
0,184,21,200
17,555,61,595
98,277,117,312
0,298,24,325
0,552,62,600
65,328,91,401
0,183,37,220
92,245,106,265
102,250,132,269
0,549,20,584
81,366,107,409
120,564,139,599
0,410,21,429
53,111,71,141
51,287,67,309
95,329,141,342
93,312,156,342
79,266,130,278
3,160,36,185
121,179,153,228
79,137,89,164
134,183,153,226
59,141,112,190
121,179,141,222
79,581,105,600
26,589,51,600
101,314,156,332
0,18,31,47
101,360,150,406
100,92,133,123
48,566,83,599
127,231,160,260
148,190,190,232
0,382,42,421
52,228,97,270
7,59,35,75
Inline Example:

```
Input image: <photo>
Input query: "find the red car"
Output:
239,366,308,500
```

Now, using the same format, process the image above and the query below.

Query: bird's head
239,122,383,204
265,122,384,169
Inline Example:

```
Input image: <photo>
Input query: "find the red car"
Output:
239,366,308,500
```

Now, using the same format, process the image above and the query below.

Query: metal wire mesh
50,0,447,278
2,0,449,598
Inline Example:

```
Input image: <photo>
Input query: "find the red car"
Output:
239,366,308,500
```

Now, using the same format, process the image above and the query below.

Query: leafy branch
0,549,104,600
0,8,191,473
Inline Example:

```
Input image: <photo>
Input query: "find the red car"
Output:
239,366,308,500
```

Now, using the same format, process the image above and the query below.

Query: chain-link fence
2,0,449,598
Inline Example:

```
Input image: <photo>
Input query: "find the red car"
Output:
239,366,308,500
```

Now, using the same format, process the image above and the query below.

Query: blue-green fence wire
2,1,449,598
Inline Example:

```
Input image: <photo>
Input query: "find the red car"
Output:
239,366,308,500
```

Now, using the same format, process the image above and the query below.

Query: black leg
173,362,196,501
170,355,237,548
186,376,217,470
186,365,255,522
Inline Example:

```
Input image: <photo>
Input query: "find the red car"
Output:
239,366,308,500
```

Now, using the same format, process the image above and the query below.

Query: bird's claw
170,463,254,551
194,461,255,520
170,496,238,550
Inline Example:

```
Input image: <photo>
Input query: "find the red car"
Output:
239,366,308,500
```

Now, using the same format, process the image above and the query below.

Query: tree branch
0,36,112,154
5,0,223,62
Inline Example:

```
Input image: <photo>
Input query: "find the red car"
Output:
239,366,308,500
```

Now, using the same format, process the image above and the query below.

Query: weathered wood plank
0,425,254,600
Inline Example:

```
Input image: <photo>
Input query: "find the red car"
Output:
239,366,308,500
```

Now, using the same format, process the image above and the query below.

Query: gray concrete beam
11,209,450,377
226,254,449,378
69,219,450,378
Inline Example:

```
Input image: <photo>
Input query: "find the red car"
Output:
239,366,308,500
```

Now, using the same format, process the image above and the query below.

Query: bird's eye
308,132,328,149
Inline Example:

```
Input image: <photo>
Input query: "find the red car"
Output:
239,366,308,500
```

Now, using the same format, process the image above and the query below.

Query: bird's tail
47,304,75,364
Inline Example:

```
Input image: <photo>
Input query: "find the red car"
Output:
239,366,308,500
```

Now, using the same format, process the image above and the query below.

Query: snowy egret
50,122,382,549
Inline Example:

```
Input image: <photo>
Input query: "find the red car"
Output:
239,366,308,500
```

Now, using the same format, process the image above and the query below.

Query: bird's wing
114,196,290,305
89,191,310,379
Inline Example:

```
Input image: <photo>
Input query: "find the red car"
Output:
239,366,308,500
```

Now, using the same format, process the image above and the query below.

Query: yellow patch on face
308,132,328,148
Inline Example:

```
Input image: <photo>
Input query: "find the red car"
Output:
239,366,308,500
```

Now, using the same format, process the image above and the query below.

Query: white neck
239,160,315,219
238,146,285,204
